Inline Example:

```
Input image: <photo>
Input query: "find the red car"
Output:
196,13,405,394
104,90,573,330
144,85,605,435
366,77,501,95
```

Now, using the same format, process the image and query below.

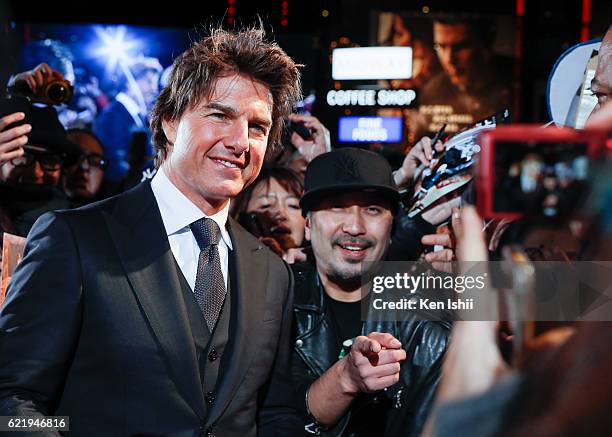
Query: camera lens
46,83,69,104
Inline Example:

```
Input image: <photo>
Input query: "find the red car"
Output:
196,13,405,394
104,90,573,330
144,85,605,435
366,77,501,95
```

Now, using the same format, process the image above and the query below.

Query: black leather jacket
291,262,451,437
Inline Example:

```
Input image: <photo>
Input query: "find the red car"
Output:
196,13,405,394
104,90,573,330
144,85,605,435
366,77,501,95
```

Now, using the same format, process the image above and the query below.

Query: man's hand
338,332,406,395
420,207,460,272
289,113,330,162
436,320,508,404
0,112,30,165
432,207,505,402
455,205,488,263
10,63,67,96
422,211,506,436
282,247,307,264
394,136,445,189
306,332,406,426
421,195,461,226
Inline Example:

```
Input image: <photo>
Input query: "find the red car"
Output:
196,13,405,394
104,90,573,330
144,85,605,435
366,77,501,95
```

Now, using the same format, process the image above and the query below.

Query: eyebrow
202,102,238,117
202,102,272,129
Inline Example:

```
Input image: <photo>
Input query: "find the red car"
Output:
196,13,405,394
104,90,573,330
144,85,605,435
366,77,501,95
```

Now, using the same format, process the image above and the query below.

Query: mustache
332,236,375,249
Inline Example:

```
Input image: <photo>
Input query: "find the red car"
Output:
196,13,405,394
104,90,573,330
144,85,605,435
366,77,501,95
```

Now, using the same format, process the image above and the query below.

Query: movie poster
374,12,517,146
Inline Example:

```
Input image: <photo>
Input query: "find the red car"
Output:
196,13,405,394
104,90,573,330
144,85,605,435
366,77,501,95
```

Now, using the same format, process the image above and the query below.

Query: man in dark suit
0,26,302,436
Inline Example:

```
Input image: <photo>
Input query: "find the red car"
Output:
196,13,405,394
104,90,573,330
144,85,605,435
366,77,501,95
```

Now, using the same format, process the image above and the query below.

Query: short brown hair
150,25,302,167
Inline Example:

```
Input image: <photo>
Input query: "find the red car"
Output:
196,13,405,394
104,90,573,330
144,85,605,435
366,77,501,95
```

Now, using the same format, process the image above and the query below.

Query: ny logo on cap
334,154,360,182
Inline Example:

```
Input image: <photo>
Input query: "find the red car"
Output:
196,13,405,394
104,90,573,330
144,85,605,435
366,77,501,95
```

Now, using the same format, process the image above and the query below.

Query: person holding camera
282,112,331,178
0,96,79,237
1,63,70,166
7,62,73,105
0,111,28,167
423,195,612,437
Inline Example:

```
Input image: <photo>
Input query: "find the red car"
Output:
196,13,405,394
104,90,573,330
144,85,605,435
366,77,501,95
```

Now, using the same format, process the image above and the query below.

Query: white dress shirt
151,167,233,291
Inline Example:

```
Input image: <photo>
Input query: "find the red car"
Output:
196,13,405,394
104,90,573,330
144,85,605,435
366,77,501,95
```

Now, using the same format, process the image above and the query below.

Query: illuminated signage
338,116,403,143
327,89,416,107
328,90,376,106
332,47,413,80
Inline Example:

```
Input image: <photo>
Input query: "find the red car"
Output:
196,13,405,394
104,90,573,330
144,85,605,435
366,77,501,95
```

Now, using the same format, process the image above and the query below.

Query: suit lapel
103,182,206,420
206,218,269,425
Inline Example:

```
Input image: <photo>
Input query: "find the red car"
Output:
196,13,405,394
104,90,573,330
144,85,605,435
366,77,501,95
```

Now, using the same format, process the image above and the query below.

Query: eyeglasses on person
74,153,109,171
10,151,65,171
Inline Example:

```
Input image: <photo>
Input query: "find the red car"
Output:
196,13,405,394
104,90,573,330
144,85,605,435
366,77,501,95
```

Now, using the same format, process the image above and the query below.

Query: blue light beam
93,26,141,72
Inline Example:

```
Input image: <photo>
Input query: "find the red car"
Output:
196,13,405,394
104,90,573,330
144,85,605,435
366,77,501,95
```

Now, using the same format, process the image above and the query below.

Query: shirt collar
151,167,233,250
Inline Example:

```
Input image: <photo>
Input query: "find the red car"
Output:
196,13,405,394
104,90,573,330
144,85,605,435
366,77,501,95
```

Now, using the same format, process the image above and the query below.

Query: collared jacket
291,262,450,437
0,181,302,437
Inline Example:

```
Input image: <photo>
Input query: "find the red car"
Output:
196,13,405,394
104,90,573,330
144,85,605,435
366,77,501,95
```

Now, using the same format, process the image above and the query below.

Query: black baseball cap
300,147,400,216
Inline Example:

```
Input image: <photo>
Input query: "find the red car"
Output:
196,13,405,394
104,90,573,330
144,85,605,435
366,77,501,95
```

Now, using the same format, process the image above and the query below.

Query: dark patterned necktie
190,218,227,331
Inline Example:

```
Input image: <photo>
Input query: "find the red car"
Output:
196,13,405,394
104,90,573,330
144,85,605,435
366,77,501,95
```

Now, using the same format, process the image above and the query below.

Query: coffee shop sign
327,89,417,107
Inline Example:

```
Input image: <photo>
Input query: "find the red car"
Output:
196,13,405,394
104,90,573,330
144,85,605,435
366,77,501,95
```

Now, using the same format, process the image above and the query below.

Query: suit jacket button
206,426,214,437
208,348,219,362
295,339,303,347
205,391,215,404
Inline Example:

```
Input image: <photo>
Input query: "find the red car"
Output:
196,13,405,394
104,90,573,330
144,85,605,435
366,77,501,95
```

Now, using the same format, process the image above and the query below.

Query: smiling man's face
306,191,393,286
161,73,273,214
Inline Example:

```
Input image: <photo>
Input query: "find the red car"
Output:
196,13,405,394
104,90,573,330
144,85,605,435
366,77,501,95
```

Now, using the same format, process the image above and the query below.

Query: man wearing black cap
0,97,80,236
291,147,450,436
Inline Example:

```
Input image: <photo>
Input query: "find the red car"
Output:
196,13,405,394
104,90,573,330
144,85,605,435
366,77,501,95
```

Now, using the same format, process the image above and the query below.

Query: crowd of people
0,89,108,237
0,21,610,437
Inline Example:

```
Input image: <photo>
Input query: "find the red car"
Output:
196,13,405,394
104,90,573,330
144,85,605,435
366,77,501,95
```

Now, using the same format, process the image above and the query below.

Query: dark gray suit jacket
0,181,301,436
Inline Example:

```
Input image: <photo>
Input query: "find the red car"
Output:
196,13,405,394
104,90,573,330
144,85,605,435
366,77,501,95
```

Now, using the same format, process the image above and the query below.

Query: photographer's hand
289,113,330,162
394,136,445,189
9,63,67,100
436,206,507,401
455,205,488,262
0,112,30,166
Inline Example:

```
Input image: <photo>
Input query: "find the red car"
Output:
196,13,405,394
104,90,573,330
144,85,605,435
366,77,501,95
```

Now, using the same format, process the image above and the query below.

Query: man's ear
304,214,311,242
161,118,177,148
